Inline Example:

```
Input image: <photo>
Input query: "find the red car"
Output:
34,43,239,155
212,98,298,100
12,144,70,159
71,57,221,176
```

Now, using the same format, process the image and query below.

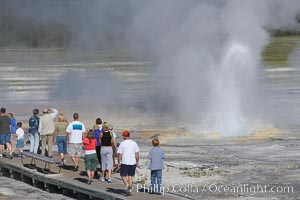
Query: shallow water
1,50,300,131
0,50,158,129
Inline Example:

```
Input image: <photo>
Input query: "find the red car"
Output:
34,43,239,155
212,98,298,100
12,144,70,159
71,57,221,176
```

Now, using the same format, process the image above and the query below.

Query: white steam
128,0,299,136
2,0,300,136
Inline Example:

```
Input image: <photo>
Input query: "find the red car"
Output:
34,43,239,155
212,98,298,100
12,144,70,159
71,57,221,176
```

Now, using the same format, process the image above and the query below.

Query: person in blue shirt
8,113,17,153
93,118,102,177
148,138,166,195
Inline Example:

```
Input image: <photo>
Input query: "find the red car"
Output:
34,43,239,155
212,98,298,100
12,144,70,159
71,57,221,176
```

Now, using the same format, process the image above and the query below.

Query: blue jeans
29,133,39,153
56,136,67,154
151,169,162,193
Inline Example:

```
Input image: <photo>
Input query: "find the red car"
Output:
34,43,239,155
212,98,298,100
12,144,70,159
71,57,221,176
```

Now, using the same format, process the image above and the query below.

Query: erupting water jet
194,41,259,137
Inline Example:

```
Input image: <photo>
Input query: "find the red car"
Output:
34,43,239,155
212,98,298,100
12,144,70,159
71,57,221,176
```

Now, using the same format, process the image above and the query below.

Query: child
148,138,166,194
83,130,97,185
15,122,24,157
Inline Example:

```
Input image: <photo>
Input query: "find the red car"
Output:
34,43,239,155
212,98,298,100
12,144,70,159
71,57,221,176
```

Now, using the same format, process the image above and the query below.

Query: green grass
263,35,300,68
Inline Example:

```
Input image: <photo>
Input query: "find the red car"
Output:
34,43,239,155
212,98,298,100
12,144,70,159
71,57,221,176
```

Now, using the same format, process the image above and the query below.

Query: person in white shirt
66,113,86,172
117,130,139,194
15,122,24,157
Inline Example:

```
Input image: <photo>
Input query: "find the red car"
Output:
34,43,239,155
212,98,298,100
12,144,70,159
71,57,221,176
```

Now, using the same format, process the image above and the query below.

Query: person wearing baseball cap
117,130,139,195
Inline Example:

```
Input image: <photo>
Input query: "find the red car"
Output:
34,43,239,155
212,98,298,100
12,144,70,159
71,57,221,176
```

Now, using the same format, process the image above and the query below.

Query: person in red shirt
83,130,97,184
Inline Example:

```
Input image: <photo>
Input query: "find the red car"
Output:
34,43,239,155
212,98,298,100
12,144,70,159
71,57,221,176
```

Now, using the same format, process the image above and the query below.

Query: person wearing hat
117,130,139,194
38,107,58,157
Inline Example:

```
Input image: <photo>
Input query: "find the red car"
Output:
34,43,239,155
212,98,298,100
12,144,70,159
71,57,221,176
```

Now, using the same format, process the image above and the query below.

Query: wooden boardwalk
0,154,186,200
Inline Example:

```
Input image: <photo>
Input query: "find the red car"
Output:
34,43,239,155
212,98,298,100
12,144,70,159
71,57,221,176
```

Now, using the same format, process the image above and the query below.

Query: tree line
0,0,132,49
0,0,299,49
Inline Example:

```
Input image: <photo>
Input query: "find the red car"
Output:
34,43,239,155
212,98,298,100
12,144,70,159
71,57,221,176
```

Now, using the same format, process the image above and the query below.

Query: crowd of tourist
0,107,166,195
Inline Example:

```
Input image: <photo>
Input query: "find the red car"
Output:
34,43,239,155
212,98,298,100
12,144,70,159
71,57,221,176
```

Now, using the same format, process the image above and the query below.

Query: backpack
29,115,39,134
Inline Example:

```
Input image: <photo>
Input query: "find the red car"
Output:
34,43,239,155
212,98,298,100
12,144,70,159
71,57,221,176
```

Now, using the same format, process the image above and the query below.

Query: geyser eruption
197,41,257,136
135,0,272,137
